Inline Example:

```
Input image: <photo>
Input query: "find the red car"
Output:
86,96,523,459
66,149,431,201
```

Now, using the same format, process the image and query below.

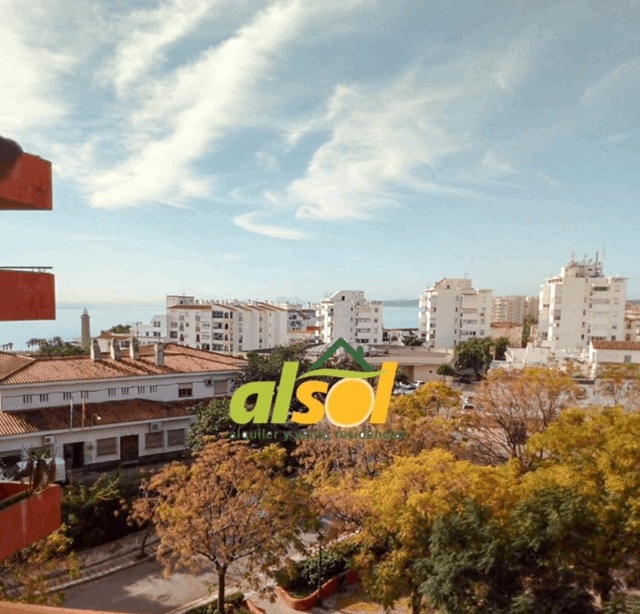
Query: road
62,559,246,613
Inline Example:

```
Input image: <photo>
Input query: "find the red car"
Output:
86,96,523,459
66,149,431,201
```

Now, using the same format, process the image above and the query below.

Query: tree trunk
217,567,227,613
411,588,422,614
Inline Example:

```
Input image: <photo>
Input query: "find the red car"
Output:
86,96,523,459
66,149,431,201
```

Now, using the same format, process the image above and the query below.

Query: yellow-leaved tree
130,438,316,612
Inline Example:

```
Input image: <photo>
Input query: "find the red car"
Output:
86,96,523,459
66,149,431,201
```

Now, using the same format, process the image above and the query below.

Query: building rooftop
0,398,200,437
591,340,640,351
0,344,244,386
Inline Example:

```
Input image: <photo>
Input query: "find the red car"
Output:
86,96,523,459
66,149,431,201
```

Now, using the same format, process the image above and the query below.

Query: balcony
0,482,62,560
0,268,55,321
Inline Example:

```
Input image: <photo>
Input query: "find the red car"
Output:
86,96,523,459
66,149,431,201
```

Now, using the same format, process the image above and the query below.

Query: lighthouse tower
81,308,91,350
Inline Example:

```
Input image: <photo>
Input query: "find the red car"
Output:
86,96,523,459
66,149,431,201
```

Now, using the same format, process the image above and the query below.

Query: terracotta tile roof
0,398,203,437
167,304,212,310
0,344,244,385
591,340,640,351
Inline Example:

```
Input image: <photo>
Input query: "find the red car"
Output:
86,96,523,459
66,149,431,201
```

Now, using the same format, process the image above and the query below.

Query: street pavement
62,559,245,613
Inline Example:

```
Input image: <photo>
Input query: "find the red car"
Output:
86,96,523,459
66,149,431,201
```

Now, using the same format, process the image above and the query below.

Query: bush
225,592,245,608
62,473,144,550
277,540,358,593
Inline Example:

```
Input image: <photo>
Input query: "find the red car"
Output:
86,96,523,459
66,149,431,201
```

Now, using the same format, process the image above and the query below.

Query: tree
454,338,495,380
35,337,85,356
102,324,131,334
402,335,423,347
419,488,598,613
457,367,576,467
130,439,315,612
526,407,640,604
437,363,457,379
352,449,504,614
521,315,535,347
0,529,78,605
185,398,235,453
493,337,510,361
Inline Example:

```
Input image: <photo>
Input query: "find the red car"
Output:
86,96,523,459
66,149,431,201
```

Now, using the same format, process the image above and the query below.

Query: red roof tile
0,344,244,385
0,398,203,437
591,340,640,351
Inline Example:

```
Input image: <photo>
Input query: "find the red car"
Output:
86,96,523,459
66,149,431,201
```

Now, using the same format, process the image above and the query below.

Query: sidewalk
47,530,159,593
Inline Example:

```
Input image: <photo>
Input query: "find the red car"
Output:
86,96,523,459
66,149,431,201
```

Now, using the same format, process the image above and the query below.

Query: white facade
419,279,492,349
165,295,289,353
131,315,167,344
0,343,243,468
537,257,627,351
588,339,640,376
315,290,383,345
491,295,538,324
280,303,318,344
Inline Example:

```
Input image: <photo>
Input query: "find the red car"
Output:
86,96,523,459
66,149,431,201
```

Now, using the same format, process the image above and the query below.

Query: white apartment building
0,341,244,470
131,315,167,344
165,295,289,353
492,295,539,324
419,278,492,349
315,290,383,345
537,257,627,351
280,303,318,344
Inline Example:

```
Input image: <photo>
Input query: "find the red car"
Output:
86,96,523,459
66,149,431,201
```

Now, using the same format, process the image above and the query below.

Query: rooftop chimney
129,337,140,360
90,339,102,361
154,343,164,367
109,339,121,360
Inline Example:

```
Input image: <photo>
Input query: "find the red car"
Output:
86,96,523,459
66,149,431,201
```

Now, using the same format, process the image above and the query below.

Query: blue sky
2,0,639,304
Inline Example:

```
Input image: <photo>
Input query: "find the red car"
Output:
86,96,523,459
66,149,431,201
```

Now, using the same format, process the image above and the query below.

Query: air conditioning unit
149,422,162,432
43,435,55,445
204,378,214,387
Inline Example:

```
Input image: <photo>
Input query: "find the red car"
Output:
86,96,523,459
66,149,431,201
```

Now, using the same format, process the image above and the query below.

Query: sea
0,302,420,351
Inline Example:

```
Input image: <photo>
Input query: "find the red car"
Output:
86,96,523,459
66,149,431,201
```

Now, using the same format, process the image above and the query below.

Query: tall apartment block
419,278,492,349
491,295,539,324
536,256,627,351
315,290,383,345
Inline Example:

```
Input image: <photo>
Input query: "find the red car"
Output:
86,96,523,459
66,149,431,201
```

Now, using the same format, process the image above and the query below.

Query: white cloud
222,253,243,260
0,4,72,133
256,151,280,171
481,151,518,177
107,0,221,97
87,0,370,210
233,212,310,240
581,57,640,106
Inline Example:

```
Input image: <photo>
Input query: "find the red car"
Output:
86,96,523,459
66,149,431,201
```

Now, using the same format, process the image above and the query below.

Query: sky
2,0,640,304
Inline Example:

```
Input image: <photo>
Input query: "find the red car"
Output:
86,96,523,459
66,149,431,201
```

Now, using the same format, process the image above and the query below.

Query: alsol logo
230,339,398,427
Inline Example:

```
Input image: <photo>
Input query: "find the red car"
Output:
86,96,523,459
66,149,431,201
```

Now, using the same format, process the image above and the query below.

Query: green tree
186,398,235,453
402,335,423,347
102,323,131,334
437,363,457,379
455,338,495,380
521,316,535,347
420,489,597,614
493,337,510,361
35,337,85,356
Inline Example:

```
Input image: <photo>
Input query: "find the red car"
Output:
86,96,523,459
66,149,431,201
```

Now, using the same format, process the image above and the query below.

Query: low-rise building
0,342,244,470
588,339,640,377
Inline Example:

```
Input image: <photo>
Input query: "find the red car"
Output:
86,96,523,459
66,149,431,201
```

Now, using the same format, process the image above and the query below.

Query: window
81,391,89,399
63,392,72,401
170,331,178,339
624,355,632,363
96,438,117,456
23,395,33,404
145,432,163,449
167,428,186,447
121,387,129,395
138,386,146,394
108,388,116,397
39,394,49,402
178,385,193,398
214,380,229,395
150,385,158,393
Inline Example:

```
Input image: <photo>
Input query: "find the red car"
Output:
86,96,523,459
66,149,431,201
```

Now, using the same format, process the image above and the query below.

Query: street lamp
317,531,324,608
